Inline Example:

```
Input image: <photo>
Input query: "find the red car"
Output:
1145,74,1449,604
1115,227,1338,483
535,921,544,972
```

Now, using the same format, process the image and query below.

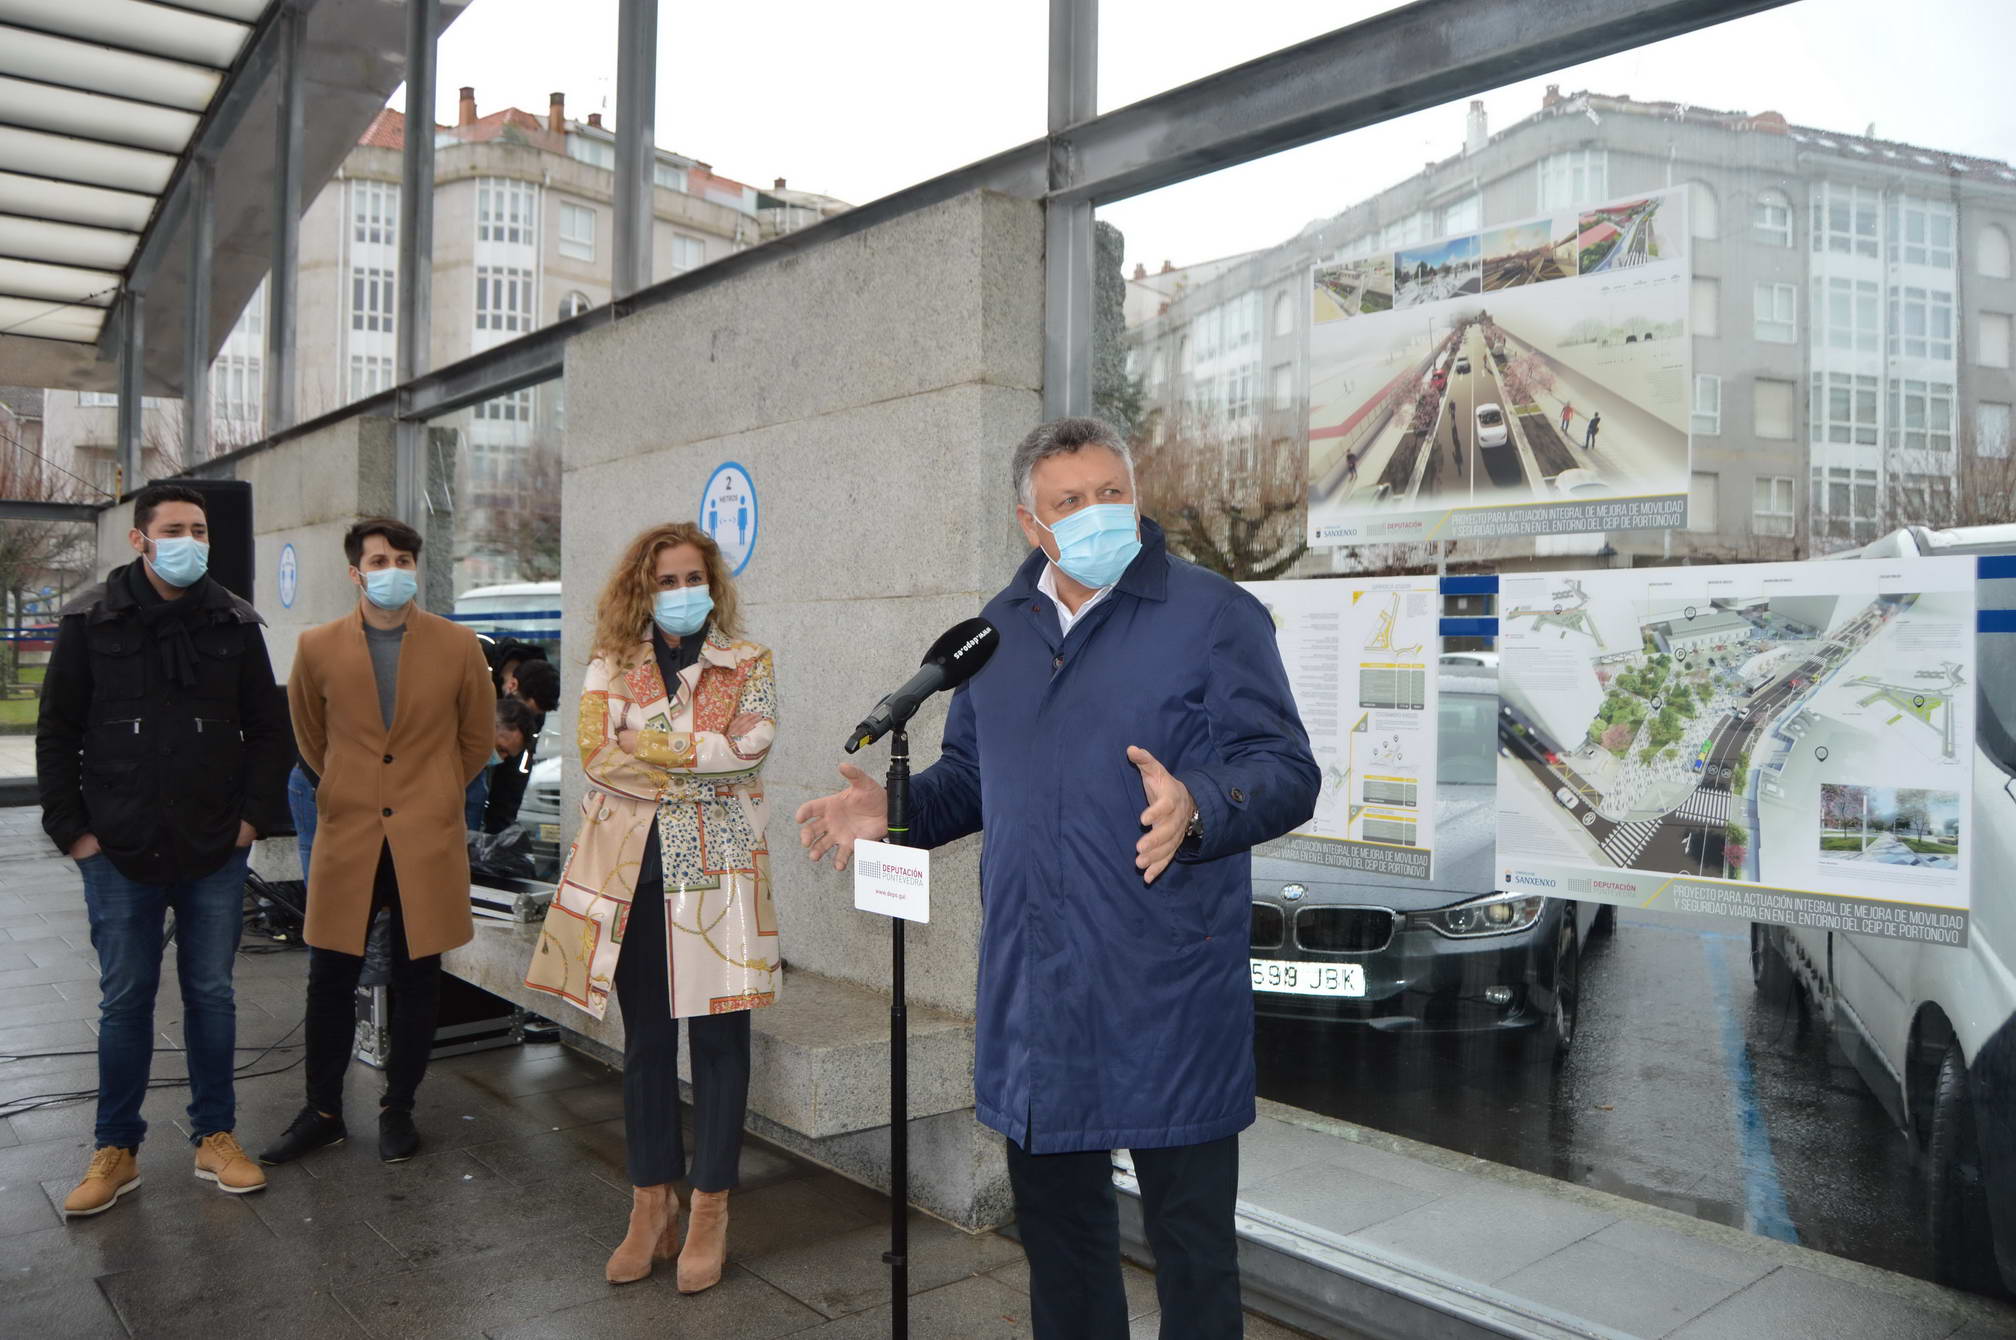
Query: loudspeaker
162,477,255,604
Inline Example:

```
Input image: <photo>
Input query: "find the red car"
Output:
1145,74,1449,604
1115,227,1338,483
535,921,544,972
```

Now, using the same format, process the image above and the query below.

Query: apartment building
1128,86,2016,564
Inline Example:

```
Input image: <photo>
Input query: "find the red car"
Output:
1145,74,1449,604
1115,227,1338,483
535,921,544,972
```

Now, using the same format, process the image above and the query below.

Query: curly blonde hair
589,522,743,669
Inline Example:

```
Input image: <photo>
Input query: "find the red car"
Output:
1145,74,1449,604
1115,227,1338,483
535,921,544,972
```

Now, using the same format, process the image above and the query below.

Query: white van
453,581,563,648
1752,523,2016,1293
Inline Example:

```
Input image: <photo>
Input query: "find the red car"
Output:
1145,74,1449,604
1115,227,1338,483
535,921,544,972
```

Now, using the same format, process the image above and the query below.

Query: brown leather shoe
194,1131,267,1194
63,1146,140,1218
677,1189,730,1294
605,1184,680,1285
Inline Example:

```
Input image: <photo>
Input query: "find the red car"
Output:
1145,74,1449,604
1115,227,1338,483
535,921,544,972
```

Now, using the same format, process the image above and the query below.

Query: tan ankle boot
605,1184,679,1284
677,1188,730,1294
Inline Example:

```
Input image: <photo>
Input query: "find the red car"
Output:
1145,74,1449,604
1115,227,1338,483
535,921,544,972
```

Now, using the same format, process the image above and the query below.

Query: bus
451,581,562,656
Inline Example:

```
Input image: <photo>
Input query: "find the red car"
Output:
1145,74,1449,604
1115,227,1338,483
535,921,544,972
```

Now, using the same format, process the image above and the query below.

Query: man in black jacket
36,483,291,1216
482,654,559,834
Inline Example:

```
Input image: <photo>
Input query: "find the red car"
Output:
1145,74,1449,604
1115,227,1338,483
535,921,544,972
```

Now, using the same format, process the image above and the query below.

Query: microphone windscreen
923,617,1001,689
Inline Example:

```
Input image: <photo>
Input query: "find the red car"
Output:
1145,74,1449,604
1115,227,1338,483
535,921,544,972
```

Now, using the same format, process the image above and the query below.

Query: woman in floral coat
525,521,780,1291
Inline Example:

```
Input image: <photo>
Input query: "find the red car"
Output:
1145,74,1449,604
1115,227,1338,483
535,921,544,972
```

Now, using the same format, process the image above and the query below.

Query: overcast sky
409,0,2013,274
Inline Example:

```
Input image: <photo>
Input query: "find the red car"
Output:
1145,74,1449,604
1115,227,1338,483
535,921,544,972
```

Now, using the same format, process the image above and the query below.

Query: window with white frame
1896,473,1953,523
1889,286,1954,360
1691,374,1721,435
349,354,394,400
473,389,534,422
210,355,262,427
1271,363,1293,409
1691,277,1719,338
1976,402,2012,458
350,179,399,246
567,134,614,169
477,178,538,247
1687,182,1719,240
1272,290,1294,339
1754,190,1792,247
559,291,593,320
653,161,686,192
1149,350,1166,386
669,234,706,273
1889,196,1955,269
1194,304,1223,361
1753,379,1796,439
350,267,395,334
1818,275,1880,353
475,266,536,333
1225,366,1255,423
1980,225,2013,280
1812,183,1879,257
1979,312,2012,368
1813,465,1881,541
1686,472,1719,532
1753,476,1796,537
559,202,595,261
1536,150,1605,212
1754,282,1796,342
78,392,118,407
1439,192,1481,236
1811,371,1880,445
1889,379,1954,454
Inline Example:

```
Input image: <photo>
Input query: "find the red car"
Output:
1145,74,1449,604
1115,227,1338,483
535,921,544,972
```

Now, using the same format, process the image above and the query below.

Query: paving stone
1349,1185,1617,1286
740,1213,1025,1319
462,1117,632,1190
3,1192,277,1300
1240,1160,1439,1239
1497,1232,1753,1335
98,1257,369,1338
0,1173,62,1239
334,1230,618,1339
441,1047,616,1101
0,1276,125,1338
485,1263,824,1339
789,1273,1034,1338
362,1163,630,1266
1669,1266,1969,1340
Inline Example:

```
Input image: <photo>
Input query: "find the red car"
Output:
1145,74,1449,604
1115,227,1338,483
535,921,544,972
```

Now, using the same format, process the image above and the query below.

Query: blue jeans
79,846,251,1149
464,769,489,830
288,764,318,878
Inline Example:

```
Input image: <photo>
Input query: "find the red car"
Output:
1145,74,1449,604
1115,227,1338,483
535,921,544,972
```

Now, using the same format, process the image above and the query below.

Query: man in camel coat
263,517,494,1165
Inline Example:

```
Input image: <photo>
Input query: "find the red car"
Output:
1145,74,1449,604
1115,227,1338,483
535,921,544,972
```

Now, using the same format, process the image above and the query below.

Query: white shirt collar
1037,561,1112,638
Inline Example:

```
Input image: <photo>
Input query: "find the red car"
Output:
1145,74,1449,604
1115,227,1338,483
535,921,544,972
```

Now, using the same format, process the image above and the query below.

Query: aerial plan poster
1243,576,1440,879
1307,188,1691,546
1495,557,1977,943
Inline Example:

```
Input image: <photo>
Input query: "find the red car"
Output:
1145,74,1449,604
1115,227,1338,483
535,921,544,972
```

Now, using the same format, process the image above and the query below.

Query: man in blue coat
798,417,1318,1338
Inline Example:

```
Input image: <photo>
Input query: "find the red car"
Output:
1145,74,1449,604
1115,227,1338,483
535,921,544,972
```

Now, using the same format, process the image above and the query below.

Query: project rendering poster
1306,188,1692,546
1242,576,1439,879
1495,558,1977,943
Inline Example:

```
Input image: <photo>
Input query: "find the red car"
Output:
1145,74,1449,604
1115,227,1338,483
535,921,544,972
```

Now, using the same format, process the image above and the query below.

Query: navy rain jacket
909,518,1318,1153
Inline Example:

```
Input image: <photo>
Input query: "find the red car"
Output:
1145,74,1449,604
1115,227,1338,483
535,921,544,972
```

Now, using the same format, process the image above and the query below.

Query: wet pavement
1254,908,1941,1288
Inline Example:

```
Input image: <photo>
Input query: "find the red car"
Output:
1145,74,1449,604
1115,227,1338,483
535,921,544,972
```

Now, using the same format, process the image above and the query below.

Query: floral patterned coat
524,626,781,1020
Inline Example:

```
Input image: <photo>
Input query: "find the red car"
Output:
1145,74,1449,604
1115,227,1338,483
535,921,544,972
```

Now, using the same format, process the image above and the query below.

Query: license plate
1250,958,1366,997
538,823,560,844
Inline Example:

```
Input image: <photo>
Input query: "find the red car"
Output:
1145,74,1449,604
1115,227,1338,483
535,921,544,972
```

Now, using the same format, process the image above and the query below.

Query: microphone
844,617,1000,753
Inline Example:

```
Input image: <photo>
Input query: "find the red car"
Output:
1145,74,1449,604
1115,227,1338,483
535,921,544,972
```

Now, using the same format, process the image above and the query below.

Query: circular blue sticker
699,462,758,577
277,543,298,609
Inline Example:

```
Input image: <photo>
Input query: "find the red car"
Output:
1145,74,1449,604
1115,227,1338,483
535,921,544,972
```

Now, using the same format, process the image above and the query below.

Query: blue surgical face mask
145,535,210,589
1036,503,1141,590
653,586,713,637
361,567,418,610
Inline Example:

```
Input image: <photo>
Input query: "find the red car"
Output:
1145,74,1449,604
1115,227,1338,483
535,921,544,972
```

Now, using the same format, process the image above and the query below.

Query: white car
1552,468,1612,499
1555,786,1580,810
1753,522,2016,1293
1475,402,1509,449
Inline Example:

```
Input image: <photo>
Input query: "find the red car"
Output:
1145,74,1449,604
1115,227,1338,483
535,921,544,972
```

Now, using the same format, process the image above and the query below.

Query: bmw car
1248,668,1608,1060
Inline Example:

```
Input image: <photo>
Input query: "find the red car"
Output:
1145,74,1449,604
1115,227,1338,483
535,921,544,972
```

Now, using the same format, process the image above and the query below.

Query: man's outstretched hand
1129,745,1194,885
794,763,891,872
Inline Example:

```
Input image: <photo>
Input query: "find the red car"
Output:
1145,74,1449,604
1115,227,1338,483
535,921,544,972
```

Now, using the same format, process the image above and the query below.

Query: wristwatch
1184,809,1204,843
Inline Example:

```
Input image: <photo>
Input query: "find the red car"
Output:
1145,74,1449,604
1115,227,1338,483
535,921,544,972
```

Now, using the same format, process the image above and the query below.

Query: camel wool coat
287,604,495,958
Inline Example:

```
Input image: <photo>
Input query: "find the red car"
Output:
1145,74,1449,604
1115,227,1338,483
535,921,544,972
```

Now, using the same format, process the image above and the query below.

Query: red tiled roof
359,107,406,150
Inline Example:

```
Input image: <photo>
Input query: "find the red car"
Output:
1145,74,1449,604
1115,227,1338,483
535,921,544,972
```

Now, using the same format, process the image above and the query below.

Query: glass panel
14,0,252,70
1099,0,1412,112
0,171,154,232
0,27,221,112
0,75,202,153
0,125,175,194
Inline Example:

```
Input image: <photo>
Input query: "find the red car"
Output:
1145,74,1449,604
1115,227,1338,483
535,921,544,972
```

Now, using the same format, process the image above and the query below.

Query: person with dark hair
797,417,1318,1339
481,656,559,834
37,483,290,1214
261,516,493,1166
494,696,538,761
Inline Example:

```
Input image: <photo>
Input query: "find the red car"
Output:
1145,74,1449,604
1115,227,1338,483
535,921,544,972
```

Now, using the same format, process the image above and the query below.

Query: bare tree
1133,405,1308,582
482,440,563,584
0,441,97,698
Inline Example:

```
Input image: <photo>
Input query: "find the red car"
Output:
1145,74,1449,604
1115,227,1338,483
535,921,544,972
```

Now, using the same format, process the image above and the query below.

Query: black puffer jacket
37,561,291,883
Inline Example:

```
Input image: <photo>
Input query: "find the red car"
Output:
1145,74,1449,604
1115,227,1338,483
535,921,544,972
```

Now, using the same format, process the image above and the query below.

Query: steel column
395,0,439,528
264,4,303,434
1042,0,1097,419
612,0,658,300
117,291,144,495
181,155,214,467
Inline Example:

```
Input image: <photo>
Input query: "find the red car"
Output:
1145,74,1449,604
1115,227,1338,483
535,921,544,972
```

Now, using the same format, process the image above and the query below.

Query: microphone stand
882,724,911,1338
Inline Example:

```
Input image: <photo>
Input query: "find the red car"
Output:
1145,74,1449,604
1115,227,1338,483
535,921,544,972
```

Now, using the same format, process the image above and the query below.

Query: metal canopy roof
0,0,464,393
0,0,261,347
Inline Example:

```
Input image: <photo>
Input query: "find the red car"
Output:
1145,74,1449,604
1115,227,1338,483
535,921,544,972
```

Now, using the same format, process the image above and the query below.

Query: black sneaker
379,1107,420,1163
259,1107,347,1165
